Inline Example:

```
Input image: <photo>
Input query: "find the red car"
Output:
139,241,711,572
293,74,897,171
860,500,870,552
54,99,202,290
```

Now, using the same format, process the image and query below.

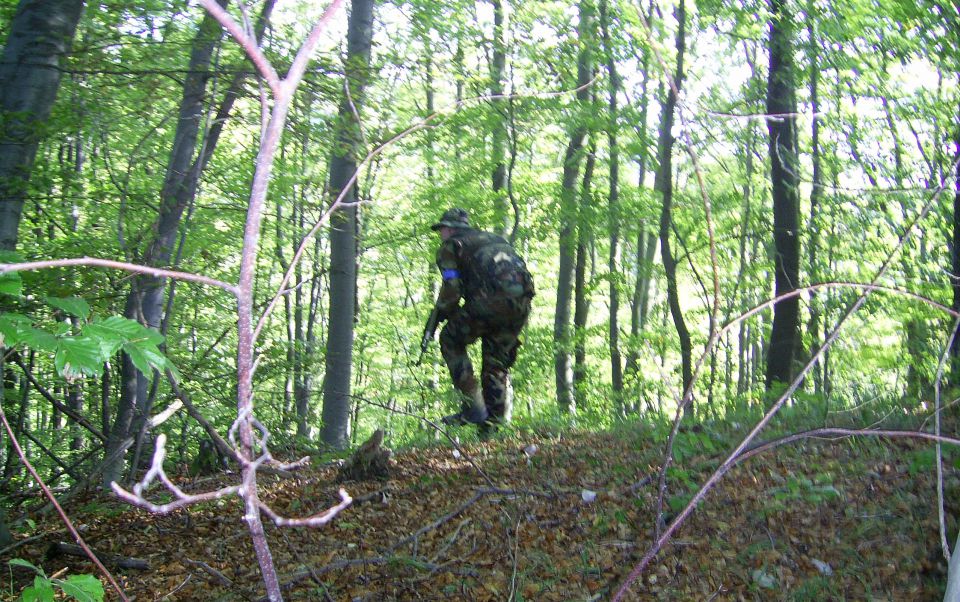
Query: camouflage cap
431,207,471,231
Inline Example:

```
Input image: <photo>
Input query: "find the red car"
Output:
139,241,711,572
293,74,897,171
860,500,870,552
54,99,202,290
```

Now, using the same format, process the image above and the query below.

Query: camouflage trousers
439,296,530,423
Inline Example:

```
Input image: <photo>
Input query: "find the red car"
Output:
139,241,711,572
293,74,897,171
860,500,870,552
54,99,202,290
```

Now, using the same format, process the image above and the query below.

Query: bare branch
284,0,345,88
933,317,960,560
198,0,280,94
258,489,352,527
111,434,241,514
0,257,238,295
0,397,129,600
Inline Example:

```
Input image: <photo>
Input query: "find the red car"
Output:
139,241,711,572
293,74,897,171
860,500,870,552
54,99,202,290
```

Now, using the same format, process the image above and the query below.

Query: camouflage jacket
434,227,534,319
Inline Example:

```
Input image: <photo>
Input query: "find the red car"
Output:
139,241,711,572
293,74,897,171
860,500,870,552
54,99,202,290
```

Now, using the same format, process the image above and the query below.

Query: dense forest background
1,0,959,599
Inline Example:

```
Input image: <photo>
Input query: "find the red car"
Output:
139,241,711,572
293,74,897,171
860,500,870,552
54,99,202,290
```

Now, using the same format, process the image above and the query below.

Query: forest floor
0,419,954,601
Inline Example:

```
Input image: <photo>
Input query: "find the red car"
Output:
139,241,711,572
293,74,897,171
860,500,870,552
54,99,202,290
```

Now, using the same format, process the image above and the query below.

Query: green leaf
58,574,105,602
55,337,104,378
45,297,90,320
0,271,21,297
23,576,55,602
0,314,33,347
89,316,164,345
82,324,126,357
0,251,23,297
122,342,156,380
20,328,59,353
93,315,144,339
8,557,42,575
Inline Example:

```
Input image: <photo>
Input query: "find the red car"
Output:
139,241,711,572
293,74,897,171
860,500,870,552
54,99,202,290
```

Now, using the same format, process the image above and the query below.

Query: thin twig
0,402,129,601
198,0,281,94
182,557,234,587
0,257,238,295
928,315,959,560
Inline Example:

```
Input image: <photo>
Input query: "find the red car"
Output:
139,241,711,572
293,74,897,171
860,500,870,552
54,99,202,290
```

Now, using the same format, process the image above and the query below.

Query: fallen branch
264,555,480,601
47,542,150,570
387,487,554,556
182,557,234,587
0,533,49,557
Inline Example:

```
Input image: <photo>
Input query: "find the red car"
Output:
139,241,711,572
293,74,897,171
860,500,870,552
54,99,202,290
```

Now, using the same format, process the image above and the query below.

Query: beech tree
764,0,801,390
321,0,375,450
0,0,85,251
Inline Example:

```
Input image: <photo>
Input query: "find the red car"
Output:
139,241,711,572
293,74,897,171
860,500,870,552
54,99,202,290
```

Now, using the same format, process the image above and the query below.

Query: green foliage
0,252,23,296
0,0,957,478
0,298,174,381
770,475,842,505
8,559,104,602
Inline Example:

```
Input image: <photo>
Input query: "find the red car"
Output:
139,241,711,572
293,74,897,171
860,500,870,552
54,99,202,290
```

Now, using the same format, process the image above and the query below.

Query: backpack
455,230,535,299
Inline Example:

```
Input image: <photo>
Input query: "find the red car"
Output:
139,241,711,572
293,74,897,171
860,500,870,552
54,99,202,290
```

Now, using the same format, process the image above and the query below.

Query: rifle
416,307,441,366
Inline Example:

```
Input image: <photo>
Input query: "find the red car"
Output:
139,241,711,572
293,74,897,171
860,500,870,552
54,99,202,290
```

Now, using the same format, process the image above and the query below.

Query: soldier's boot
441,388,489,426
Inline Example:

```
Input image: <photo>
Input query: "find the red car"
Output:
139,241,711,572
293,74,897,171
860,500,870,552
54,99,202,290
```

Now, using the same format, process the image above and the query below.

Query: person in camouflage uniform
430,208,535,428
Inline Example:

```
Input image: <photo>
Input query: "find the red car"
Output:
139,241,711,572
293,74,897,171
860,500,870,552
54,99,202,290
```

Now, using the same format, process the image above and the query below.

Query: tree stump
338,429,391,482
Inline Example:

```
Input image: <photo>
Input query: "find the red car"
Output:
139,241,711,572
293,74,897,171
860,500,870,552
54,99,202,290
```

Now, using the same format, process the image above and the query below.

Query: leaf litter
0,426,951,600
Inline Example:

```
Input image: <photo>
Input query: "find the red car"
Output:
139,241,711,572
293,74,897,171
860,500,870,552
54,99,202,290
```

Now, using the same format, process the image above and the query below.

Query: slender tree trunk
655,0,692,412
277,198,295,434
951,110,960,382
100,361,111,437
600,0,624,413
764,0,801,391
490,0,510,236
554,0,593,415
2,353,29,483
0,0,85,251
321,0,374,450
806,4,824,396
104,3,228,487
573,144,596,398
624,9,654,387
0,375,11,547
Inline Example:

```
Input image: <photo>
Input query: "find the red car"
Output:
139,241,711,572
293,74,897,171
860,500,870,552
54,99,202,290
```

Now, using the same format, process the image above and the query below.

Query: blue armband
441,268,461,280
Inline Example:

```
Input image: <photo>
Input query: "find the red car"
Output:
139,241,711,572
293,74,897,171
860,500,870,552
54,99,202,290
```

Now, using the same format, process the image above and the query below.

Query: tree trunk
950,106,960,382
321,0,374,450
600,0,624,413
573,144,595,399
490,0,510,236
655,0,692,411
764,0,802,391
805,4,824,396
554,0,593,415
0,0,85,251
103,2,228,487
624,3,654,387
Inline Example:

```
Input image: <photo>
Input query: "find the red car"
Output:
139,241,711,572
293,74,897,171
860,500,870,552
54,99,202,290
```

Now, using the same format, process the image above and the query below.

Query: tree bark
554,0,593,415
0,0,85,251
805,5,824,395
951,102,960,382
624,2,654,388
764,0,802,391
321,0,374,450
600,0,624,412
573,144,596,399
655,0,692,411
490,0,510,236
